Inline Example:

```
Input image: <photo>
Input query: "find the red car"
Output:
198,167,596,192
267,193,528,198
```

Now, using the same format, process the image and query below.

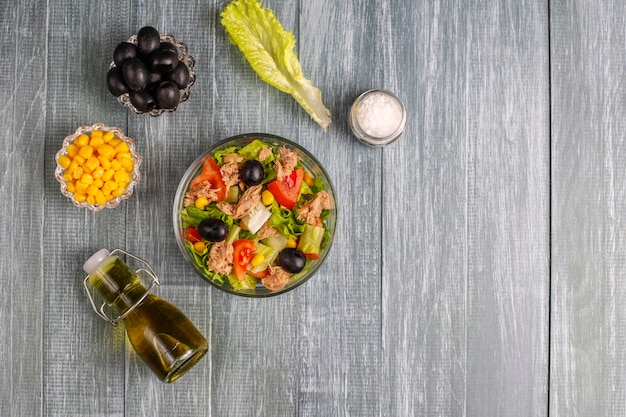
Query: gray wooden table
1,0,624,416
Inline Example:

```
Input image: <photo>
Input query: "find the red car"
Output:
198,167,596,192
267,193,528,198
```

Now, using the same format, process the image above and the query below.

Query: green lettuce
221,0,332,131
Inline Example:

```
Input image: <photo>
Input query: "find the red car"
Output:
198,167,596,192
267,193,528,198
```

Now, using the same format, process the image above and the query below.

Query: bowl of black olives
172,133,337,297
106,26,196,116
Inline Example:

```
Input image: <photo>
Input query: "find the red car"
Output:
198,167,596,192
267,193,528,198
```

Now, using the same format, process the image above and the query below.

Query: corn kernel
195,197,209,210
251,253,265,267
66,143,79,158
87,184,99,196
105,180,118,191
304,171,315,187
93,178,104,188
85,156,100,172
110,159,122,171
87,194,96,205
262,190,275,206
89,136,104,148
117,154,134,172
72,167,84,180
63,172,73,183
286,237,297,249
114,170,130,184
80,173,94,185
95,191,107,205
78,145,94,159
75,134,89,147
92,166,105,179
75,181,89,194
103,131,115,142
102,169,115,181
111,187,124,197
90,130,103,138
97,144,116,160
193,241,207,253
58,155,71,169
107,137,122,147
114,142,130,153
72,155,85,165
74,193,87,202
98,155,112,170
66,181,76,193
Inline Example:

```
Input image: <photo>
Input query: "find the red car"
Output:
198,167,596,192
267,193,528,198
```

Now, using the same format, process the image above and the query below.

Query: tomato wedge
246,268,270,279
232,239,255,281
189,156,227,201
267,168,304,210
184,226,202,244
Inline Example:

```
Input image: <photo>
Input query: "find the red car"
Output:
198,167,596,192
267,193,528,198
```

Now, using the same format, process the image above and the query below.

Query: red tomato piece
232,239,256,281
267,168,304,210
189,156,227,201
184,227,202,244
304,253,320,260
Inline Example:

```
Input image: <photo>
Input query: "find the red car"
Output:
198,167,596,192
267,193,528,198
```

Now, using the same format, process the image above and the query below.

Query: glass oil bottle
83,248,208,383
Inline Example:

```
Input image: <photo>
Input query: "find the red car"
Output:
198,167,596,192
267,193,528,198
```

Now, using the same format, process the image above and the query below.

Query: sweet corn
89,136,104,148
95,191,107,206
58,155,71,169
114,142,130,153
193,241,207,253
66,143,79,158
262,190,275,206
113,170,130,184
251,253,265,267
304,171,315,187
97,144,116,160
59,129,135,207
103,131,115,142
98,155,112,170
286,237,297,249
195,197,209,210
75,134,89,147
102,169,115,182
85,156,100,173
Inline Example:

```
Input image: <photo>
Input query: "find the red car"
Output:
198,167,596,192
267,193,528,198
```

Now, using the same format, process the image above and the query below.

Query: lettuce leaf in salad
183,204,235,229
221,0,332,131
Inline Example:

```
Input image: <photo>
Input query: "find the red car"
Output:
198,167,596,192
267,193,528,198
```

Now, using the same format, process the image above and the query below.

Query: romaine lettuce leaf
221,0,332,131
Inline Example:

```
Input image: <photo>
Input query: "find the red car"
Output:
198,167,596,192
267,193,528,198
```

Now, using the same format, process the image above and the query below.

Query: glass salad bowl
173,133,337,297
54,123,141,211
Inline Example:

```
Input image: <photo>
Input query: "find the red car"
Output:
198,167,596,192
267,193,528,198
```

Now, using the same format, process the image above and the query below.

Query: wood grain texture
0,0,623,415
550,0,626,416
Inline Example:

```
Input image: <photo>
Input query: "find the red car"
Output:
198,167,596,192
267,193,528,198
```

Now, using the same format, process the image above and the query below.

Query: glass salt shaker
349,89,408,146
83,248,208,383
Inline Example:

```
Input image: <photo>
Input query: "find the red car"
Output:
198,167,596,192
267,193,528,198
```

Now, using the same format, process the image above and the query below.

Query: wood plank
463,0,550,415
382,0,467,414
42,1,130,415
0,1,46,416
550,0,626,415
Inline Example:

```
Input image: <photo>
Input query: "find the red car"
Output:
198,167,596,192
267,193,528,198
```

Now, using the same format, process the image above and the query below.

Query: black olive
122,57,149,91
147,70,162,87
160,42,179,55
137,26,161,55
106,67,129,97
129,90,157,113
240,160,264,186
155,81,180,110
148,49,179,73
113,42,138,67
279,248,306,274
198,219,229,242
166,62,190,89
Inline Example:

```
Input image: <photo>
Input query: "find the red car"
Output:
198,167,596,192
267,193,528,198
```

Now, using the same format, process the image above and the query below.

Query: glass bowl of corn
54,123,141,211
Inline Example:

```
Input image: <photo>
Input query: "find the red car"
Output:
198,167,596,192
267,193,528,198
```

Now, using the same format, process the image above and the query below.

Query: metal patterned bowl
110,32,196,116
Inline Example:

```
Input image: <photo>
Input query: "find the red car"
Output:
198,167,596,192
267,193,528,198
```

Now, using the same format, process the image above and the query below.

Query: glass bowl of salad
173,133,336,297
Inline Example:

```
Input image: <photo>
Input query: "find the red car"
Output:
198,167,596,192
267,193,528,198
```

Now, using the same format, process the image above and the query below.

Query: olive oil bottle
83,249,208,383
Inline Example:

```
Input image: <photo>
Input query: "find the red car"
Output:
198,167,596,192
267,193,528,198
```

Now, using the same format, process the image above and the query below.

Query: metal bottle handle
83,249,160,326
